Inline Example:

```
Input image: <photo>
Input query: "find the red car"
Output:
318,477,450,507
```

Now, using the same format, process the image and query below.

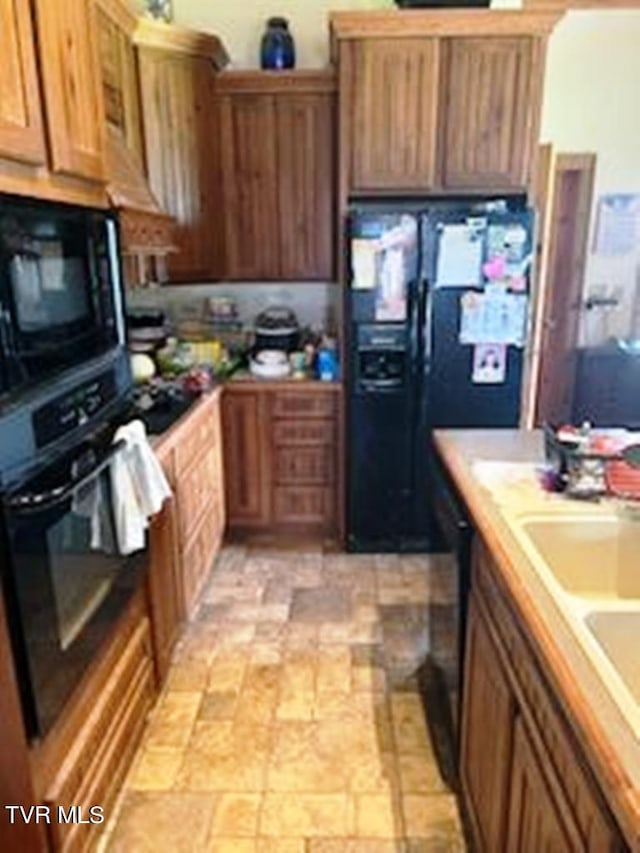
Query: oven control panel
32,370,117,449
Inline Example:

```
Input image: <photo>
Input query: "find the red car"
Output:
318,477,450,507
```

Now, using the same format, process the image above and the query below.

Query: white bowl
254,349,288,366
249,357,291,379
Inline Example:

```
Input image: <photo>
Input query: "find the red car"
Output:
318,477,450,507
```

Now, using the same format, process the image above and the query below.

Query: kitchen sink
518,517,640,600
585,611,640,705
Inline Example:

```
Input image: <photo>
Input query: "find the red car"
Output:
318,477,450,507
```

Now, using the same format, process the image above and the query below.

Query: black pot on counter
253,306,299,353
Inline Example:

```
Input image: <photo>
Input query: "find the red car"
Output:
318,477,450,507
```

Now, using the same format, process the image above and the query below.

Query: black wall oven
2,433,145,739
0,194,125,403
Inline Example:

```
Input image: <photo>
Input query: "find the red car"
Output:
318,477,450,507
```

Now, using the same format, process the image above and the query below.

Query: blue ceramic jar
260,17,295,70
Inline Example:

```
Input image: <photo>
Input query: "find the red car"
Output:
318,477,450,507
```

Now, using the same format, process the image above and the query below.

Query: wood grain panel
33,0,106,182
460,595,515,852
138,48,219,281
273,445,335,485
276,92,335,279
148,496,182,685
271,392,337,419
272,485,334,526
222,390,270,526
506,716,582,851
352,38,439,191
219,93,279,280
0,0,46,166
441,37,537,190
272,419,335,446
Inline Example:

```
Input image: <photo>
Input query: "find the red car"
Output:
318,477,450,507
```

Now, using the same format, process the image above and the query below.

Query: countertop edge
433,430,640,849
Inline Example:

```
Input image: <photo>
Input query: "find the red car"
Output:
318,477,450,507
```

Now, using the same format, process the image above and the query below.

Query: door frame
527,151,597,427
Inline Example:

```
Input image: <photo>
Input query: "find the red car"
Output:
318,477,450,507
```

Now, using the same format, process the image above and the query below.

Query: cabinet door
138,49,218,281
276,93,335,279
221,391,270,527
148,497,182,684
219,94,279,279
33,0,106,182
351,38,440,192
441,37,538,190
0,0,46,166
460,594,515,851
506,716,582,852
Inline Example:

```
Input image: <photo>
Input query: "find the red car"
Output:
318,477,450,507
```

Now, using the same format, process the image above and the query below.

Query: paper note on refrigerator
459,286,528,346
351,239,378,290
435,224,483,288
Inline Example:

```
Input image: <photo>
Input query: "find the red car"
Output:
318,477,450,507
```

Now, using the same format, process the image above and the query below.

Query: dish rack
543,425,640,501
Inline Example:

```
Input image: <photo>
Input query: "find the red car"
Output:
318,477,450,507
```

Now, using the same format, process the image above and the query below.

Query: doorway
533,152,597,426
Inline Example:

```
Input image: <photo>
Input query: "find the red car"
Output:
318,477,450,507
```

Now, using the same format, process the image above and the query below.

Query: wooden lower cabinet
461,542,626,852
222,385,339,538
152,392,226,627
460,595,515,851
507,716,582,851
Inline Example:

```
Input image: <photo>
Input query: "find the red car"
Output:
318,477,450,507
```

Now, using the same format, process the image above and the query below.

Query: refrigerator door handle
417,278,431,375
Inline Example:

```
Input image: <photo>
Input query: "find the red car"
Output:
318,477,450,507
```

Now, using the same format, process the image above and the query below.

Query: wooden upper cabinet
351,38,439,192
135,20,229,283
217,71,336,281
33,0,106,182
441,37,540,190
0,0,46,166
276,92,335,279
219,94,279,280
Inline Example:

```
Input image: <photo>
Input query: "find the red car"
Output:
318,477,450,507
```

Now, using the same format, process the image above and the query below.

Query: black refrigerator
346,199,535,552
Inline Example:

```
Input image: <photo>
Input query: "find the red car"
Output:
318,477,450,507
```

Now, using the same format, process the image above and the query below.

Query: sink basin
518,517,640,599
585,611,640,704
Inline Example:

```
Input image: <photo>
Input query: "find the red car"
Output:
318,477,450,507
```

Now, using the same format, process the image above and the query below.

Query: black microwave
0,195,126,404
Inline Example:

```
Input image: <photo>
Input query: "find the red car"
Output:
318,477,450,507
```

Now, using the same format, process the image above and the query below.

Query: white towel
110,420,172,555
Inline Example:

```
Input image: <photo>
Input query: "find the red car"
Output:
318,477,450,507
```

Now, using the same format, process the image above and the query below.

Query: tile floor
103,545,467,852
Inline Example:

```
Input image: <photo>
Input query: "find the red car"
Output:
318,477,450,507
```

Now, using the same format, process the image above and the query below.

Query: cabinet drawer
176,446,219,545
45,618,155,851
271,391,337,419
272,418,335,446
174,404,215,473
182,498,223,614
474,543,622,850
273,485,334,526
273,445,335,485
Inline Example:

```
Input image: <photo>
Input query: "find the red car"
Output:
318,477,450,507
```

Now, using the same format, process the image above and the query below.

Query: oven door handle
4,440,126,515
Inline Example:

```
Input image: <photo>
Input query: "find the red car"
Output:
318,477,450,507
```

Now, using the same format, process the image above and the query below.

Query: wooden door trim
533,150,597,426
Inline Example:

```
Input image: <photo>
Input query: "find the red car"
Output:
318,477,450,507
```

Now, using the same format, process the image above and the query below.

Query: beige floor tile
402,794,463,839
316,645,352,693
390,693,432,754
398,753,447,794
208,652,248,693
166,659,210,691
350,793,402,839
198,691,239,721
256,841,305,853
276,689,315,721
351,665,387,693
208,793,262,837
128,746,184,791
260,793,349,837
145,692,202,748
107,792,216,852
267,721,350,793
206,840,257,853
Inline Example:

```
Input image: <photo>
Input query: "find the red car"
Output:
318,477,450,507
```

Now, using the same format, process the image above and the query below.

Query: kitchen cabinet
32,590,156,853
506,716,582,850
135,19,229,283
441,37,541,190
0,0,107,206
147,494,182,684
154,392,226,620
331,10,559,196
222,384,340,537
33,0,106,183
351,38,440,192
461,540,626,852
0,0,46,167
222,389,271,527
217,71,336,281
460,595,515,852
